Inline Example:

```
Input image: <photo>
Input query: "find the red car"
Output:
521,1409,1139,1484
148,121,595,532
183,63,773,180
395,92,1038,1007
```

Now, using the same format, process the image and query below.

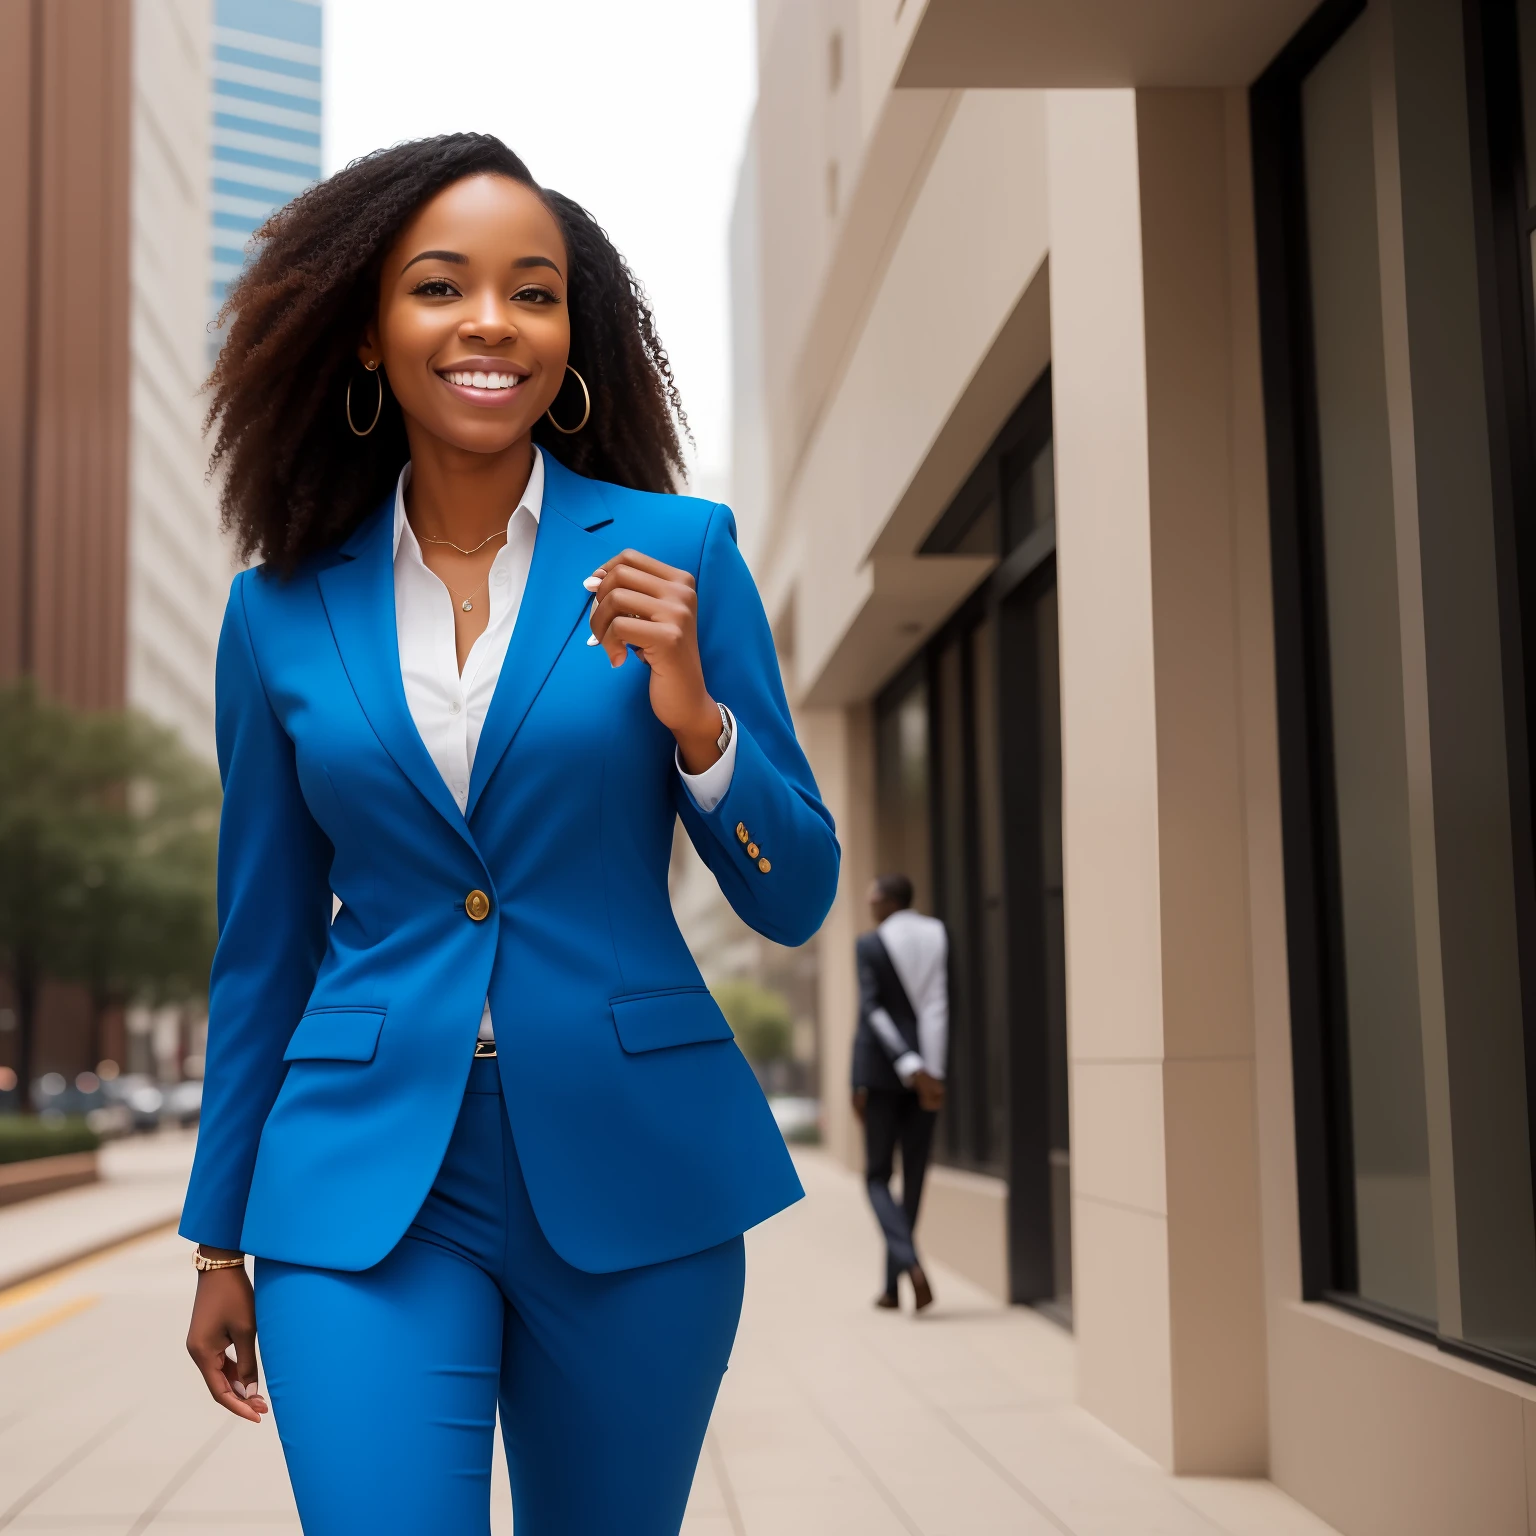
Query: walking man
852,874,948,1312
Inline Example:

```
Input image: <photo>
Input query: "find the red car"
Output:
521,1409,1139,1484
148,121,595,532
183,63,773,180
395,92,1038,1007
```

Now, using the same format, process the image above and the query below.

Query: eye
511,285,557,304
410,277,460,298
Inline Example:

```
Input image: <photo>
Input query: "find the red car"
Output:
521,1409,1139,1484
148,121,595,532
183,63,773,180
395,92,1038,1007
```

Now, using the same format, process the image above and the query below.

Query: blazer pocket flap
610,989,734,1054
284,1006,386,1063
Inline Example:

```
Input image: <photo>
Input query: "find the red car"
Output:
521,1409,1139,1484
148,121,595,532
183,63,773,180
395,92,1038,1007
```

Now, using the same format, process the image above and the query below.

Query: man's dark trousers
864,1089,937,1298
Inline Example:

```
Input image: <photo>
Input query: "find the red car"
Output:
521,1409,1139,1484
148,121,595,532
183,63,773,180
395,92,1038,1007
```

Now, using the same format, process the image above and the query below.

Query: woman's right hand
186,1255,270,1423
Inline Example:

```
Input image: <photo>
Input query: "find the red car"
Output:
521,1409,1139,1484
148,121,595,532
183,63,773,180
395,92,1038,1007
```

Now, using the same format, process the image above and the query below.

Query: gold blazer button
758,857,771,874
464,889,491,922
736,822,749,843
747,843,760,859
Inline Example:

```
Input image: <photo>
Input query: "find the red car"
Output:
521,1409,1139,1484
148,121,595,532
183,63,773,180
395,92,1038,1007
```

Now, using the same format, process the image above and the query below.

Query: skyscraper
0,0,225,752
209,0,323,362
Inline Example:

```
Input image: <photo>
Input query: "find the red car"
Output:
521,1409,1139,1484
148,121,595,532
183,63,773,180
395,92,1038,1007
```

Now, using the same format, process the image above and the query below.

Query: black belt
473,1038,497,1059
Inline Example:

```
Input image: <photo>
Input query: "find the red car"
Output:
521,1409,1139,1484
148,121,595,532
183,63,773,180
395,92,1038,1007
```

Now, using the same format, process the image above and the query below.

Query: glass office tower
208,0,323,362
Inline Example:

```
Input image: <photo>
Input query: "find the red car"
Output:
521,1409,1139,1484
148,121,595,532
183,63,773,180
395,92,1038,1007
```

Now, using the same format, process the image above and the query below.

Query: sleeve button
758,857,771,874
747,843,759,858
735,823,749,843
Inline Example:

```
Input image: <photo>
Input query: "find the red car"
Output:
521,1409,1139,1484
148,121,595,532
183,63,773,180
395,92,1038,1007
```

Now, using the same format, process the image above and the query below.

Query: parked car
163,1079,202,1128
103,1074,163,1133
31,1071,106,1119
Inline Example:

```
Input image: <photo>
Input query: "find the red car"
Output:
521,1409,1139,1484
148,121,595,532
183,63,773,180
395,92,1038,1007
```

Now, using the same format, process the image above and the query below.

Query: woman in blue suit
180,134,838,1534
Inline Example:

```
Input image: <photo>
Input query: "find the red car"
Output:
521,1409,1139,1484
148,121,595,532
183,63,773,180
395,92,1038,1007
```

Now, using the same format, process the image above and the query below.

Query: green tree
0,683,219,1100
711,978,794,1068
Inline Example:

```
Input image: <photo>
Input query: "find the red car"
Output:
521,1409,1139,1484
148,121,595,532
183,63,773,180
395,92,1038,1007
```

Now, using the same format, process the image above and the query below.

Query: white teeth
446,371,519,389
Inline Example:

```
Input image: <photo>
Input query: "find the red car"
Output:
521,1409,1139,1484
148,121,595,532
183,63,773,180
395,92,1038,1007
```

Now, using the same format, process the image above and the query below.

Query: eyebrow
401,250,564,277
402,249,467,272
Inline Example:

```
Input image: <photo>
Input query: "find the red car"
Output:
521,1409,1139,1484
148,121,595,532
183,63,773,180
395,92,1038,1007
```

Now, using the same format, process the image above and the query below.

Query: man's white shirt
867,908,949,1085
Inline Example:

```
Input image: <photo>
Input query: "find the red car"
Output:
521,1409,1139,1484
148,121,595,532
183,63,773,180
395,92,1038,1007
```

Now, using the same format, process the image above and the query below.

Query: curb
0,1211,183,1297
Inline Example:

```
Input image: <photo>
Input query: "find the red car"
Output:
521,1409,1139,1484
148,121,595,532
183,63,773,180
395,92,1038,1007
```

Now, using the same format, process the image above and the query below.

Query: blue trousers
254,1057,745,1534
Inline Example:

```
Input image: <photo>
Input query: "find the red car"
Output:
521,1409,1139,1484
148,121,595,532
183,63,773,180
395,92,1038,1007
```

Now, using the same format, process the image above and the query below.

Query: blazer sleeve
178,571,334,1251
673,503,840,947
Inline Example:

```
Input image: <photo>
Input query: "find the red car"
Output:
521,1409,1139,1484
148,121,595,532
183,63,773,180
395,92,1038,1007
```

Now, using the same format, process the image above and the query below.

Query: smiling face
360,173,570,458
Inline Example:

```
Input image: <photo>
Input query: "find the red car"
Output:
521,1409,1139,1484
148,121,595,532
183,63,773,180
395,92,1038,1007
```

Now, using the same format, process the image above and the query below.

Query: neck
402,428,534,544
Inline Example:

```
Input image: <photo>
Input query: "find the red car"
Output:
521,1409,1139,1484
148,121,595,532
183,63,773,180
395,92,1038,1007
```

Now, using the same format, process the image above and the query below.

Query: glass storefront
1257,0,1536,1372
872,373,1070,1313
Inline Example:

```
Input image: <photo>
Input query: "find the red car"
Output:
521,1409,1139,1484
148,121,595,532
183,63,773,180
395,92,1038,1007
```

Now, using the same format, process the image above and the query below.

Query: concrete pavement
0,1144,1342,1535
0,1131,196,1293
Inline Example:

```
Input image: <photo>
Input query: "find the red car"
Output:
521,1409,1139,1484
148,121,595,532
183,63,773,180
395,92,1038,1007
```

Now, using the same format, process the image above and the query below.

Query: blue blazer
178,455,839,1274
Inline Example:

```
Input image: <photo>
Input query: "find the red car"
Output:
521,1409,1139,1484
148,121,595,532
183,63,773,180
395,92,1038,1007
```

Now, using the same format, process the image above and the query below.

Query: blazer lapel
317,499,478,852
465,457,611,818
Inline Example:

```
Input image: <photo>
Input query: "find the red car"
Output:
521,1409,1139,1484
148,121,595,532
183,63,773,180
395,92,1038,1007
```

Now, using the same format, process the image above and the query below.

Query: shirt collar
391,446,546,562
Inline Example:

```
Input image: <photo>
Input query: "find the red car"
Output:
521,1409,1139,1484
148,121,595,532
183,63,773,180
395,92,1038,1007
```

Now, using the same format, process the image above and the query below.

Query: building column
1048,87,1269,1473
799,701,876,1173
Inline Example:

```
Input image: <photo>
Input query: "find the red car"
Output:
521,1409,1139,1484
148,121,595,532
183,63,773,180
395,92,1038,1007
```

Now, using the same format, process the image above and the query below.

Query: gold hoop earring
347,361,383,437
544,365,590,435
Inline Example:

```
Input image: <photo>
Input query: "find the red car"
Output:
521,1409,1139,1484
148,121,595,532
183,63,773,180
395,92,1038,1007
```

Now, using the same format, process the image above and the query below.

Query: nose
461,291,517,347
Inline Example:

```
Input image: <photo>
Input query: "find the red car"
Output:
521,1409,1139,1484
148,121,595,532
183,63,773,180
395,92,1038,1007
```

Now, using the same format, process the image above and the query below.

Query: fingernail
232,1381,249,1399
582,576,601,591
586,633,599,646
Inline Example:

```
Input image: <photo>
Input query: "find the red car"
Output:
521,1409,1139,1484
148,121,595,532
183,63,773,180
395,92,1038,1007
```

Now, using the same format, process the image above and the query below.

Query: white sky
322,0,757,489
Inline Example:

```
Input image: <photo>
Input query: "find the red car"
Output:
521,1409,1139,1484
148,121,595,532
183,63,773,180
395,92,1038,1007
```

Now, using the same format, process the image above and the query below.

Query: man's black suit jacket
852,930,920,1092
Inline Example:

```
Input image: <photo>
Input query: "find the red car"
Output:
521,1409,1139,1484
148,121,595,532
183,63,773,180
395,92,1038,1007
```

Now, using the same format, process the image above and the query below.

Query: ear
357,325,380,370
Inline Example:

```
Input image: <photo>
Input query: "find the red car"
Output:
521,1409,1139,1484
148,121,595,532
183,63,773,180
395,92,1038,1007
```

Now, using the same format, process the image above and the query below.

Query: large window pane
1302,12,1437,1322
934,637,979,1166
875,676,931,916
972,619,1007,1167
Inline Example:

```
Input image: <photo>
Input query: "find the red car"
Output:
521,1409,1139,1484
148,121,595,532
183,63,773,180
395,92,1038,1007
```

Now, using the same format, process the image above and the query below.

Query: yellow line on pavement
0,1293,99,1354
0,1218,179,1311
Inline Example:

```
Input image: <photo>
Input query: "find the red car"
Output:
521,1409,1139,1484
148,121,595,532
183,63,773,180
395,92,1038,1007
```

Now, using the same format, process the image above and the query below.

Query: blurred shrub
0,681,219,1102
0,1114,100,1165
711,979,794,1067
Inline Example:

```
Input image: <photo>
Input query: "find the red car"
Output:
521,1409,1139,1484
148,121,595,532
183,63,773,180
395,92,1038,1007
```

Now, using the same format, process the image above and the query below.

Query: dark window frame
1251,0,1369,1314
1254,0,1536,1380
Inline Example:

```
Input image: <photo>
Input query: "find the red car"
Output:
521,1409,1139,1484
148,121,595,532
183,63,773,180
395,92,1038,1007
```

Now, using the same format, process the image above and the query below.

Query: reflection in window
1302,8,1437,1324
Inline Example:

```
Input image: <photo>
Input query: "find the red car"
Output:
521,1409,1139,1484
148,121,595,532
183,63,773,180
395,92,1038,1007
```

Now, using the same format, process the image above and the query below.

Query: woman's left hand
586,549,723,773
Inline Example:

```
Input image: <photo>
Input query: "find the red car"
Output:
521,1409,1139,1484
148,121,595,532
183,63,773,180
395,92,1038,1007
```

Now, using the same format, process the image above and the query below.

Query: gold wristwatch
193,1248,246,1272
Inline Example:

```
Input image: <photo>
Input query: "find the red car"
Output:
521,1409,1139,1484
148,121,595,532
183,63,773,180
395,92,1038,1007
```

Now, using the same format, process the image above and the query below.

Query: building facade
209,0,323,362
1,0,230,1078
736,0,1536,1527
1,0,225,748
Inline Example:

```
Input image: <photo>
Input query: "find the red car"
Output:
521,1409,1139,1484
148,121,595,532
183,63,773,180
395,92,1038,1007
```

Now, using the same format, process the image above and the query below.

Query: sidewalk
0,1145,1343,1535
692,1152,1340,1536
0,1130,196,1292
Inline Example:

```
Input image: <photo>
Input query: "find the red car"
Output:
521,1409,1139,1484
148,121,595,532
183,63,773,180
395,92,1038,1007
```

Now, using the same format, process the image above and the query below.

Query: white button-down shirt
868,908,949,1084
391,451,736,1040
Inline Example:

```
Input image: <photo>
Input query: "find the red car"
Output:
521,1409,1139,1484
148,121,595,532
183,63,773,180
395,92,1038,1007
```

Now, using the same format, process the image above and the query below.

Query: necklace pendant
461,599,473,613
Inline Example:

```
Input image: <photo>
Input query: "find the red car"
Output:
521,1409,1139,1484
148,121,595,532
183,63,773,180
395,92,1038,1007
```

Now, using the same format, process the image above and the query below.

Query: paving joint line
704,1429,747,1536
848,1320,1082,1536
791,1368,927,1536
0,1408,133,1530
127,1419,234,1535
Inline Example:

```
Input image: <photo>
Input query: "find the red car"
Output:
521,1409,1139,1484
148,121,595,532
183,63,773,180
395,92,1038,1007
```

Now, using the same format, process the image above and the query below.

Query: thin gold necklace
417,527,508,556
444,574,490,614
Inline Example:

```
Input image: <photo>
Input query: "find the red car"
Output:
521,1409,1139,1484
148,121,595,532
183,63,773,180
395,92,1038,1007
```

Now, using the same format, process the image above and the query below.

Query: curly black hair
206,133,689,572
